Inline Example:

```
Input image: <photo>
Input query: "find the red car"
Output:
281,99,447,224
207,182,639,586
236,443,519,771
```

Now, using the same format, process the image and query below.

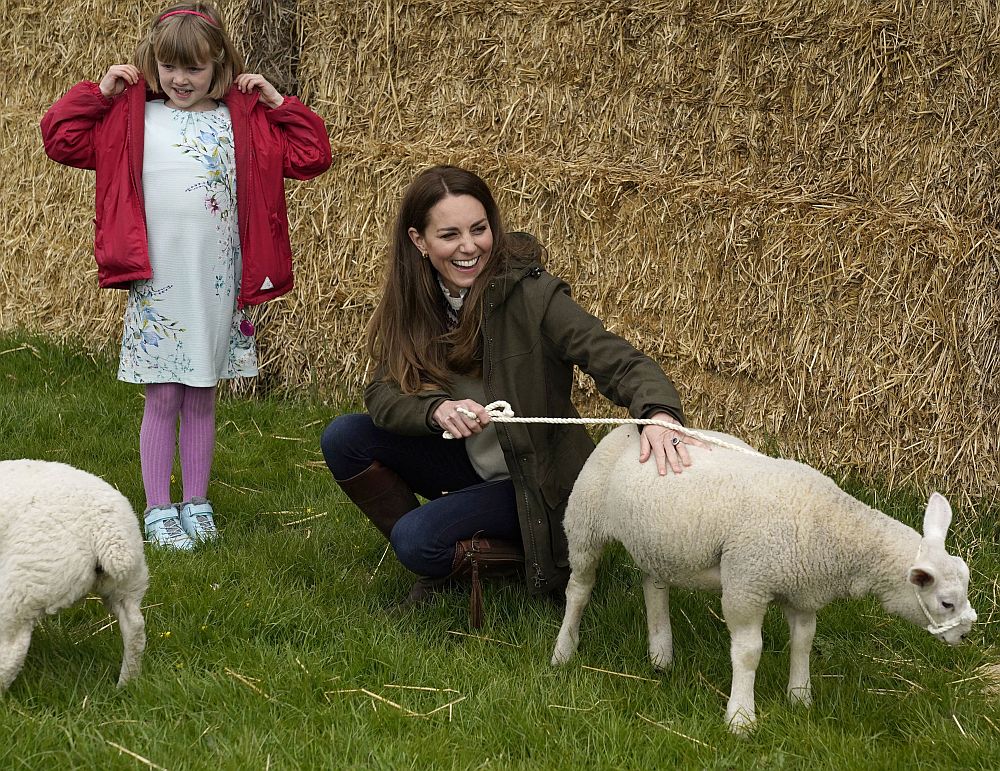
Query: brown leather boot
335,461,419,539
402,575,454,606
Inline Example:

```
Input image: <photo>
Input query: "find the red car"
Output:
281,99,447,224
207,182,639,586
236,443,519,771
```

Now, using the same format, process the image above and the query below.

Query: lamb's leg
0,622,34,694
782,605,816,706
722,596,767,734
103,595,146,686
551,559,599,666
641,574,672,669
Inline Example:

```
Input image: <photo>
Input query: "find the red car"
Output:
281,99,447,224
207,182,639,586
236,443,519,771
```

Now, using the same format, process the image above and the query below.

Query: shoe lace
160,517,187,540
193,513,217,533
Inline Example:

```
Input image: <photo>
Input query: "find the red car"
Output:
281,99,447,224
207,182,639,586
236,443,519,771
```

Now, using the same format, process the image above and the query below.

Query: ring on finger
671,436,681,446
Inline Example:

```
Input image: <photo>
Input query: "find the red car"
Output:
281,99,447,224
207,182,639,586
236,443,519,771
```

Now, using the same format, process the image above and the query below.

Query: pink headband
157,10,219,27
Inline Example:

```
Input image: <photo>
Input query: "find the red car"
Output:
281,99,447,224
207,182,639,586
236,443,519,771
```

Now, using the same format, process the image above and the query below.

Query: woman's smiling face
409,194,493,296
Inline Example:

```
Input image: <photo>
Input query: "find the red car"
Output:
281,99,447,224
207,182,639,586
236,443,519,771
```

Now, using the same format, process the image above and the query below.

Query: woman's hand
98,64,140,99
639,411,707,475
234,73,284,109
433,399,491,439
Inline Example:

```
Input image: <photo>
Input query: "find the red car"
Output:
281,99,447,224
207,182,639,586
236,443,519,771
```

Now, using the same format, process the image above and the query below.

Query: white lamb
551,426,977,733
0,460,148,693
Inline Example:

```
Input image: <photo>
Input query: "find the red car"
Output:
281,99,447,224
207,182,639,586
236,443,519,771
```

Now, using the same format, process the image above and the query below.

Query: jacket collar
124,78,258,112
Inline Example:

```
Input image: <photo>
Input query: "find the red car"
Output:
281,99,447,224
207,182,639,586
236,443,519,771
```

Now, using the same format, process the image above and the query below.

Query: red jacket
41,80,332,306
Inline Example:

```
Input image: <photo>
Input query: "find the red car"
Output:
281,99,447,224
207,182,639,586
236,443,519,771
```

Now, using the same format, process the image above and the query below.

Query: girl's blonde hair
134,3,244,99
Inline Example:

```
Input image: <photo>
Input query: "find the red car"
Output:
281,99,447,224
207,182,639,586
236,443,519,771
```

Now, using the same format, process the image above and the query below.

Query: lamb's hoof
649,651,673,671
551,641,575,666
726,709,757,736
787,687,812,707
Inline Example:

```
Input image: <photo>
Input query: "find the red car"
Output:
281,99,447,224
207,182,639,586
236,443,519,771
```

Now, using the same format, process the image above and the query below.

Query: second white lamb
550,426,976,733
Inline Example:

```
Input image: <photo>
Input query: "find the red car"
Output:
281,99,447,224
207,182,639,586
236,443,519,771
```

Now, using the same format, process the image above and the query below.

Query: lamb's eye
942,601,954,610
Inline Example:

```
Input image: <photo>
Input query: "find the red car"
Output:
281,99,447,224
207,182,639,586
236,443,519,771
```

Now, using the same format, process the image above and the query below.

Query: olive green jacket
365,248,684,594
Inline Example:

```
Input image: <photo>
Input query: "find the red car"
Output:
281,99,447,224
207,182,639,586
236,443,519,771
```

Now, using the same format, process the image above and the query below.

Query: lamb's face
902,552,976,646
890,492,977,646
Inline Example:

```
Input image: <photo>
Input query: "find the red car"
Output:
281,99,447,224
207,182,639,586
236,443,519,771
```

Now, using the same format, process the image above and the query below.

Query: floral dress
118,100,257,385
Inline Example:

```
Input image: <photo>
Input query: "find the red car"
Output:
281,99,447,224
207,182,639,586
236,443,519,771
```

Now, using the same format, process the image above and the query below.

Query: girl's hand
235,73,284,109
433,399,491,439
99,64,141,99
639,411,708,476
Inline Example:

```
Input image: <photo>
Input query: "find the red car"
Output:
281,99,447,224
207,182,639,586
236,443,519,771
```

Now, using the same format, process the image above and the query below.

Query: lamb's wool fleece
0,460,148,693
551,425,975,733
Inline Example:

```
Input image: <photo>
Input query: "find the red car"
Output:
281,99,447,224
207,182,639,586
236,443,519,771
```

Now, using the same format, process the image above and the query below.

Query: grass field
1,332,997,770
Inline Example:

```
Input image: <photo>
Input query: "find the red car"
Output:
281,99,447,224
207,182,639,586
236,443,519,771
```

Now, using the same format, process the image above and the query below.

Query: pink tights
140,383,217,507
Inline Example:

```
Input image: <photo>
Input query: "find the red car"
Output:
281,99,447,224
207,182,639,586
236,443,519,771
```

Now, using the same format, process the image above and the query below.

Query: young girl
41,3,332,549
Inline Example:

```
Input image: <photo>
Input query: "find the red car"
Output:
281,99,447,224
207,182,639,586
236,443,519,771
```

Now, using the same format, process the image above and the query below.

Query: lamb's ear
908,566,937,588
922,492,952,545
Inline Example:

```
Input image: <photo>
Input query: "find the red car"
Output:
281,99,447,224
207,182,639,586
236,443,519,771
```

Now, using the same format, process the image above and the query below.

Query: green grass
1,332,998,769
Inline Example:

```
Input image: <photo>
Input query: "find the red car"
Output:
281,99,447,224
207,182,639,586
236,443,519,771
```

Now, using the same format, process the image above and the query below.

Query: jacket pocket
270,212,291,255
269,212,292,284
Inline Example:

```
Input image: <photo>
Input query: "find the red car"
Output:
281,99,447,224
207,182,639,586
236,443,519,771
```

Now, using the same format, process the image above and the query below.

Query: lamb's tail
89,494,146,584
563,425,638,559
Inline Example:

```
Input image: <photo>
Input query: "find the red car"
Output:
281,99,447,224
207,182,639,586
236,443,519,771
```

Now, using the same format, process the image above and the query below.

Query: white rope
443,400,764,456
914,588,975,636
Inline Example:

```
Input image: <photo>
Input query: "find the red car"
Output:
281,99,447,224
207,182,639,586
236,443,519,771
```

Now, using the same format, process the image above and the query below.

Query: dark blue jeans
321,413,520,577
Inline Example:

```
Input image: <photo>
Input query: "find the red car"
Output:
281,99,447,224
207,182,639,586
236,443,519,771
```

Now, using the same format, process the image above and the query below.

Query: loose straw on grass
548,701,600,712
282,511,329,526
329,687,466,718
75,603,163,643
637,713,716,749
447,630,521,647
581,665,659,684
382,684,460,693
105,741,168,771
224,667,274,701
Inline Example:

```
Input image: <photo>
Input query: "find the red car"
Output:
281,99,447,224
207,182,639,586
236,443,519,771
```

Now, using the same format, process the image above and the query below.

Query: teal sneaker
144,505,195,550
178,498,219,542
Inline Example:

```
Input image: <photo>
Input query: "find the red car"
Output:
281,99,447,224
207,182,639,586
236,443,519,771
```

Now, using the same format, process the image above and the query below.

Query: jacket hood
506,230,545,268
486,231,547,303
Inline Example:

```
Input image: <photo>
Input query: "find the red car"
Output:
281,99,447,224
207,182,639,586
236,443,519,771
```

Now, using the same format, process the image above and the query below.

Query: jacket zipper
485,269,545,589
237,97,254,308
127,90,146,238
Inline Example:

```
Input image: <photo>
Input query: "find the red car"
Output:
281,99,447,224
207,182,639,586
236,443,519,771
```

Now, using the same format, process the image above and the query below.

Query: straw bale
2,0,998,504
230,0,300,95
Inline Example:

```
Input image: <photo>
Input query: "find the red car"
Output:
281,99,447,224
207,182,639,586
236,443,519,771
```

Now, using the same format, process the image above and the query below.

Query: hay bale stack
2,1,998,501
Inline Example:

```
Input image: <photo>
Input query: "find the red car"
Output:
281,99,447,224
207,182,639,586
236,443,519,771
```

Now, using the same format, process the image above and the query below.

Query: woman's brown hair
134,2,244,99
368,166,531,394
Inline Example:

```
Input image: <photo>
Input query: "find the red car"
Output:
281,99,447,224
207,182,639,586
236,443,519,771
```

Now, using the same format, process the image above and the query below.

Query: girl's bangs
153,24,216,66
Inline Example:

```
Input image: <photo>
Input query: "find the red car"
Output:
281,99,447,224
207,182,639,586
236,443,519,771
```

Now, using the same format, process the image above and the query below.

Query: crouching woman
321,165,701,605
